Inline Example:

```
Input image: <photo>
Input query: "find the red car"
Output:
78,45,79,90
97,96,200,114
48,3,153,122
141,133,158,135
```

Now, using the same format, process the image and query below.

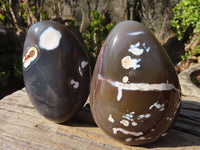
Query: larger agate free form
23,20,90,123
90,21,181,145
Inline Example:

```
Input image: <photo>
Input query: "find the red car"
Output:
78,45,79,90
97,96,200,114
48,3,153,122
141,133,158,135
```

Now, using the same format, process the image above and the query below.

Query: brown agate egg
23,20,90,123
89,21,181,145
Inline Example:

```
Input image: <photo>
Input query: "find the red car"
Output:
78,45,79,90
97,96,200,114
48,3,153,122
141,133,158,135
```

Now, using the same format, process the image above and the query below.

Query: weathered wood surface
0,89,200,150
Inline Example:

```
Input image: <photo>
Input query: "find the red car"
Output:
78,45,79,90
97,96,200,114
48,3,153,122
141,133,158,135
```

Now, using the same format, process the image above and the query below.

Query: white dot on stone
39,27,62,50
145,114,151,118
132,122,138,126
120,120,129,127
81,61,88,69
122,76,129,83
125,138,132,142
70,79,79,89
151,128,155,132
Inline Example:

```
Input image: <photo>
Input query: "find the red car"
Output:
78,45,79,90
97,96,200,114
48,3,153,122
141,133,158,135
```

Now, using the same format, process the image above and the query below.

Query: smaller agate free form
90,21,181,145
23,20,90,123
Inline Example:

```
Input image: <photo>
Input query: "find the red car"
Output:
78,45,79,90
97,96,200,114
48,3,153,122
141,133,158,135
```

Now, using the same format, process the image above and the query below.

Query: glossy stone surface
90,21,181,145
23,20,90,123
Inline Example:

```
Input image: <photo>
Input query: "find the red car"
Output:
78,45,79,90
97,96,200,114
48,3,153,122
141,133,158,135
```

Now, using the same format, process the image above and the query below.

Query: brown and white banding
23,47,38,68
98,75,180,101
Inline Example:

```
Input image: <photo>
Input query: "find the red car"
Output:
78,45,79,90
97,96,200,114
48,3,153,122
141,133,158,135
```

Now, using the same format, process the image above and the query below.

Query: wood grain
0,89,199,150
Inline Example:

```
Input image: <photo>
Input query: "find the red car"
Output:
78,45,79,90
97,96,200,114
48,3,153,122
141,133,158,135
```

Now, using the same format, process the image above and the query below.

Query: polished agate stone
23,20,90,123
90,21,181,145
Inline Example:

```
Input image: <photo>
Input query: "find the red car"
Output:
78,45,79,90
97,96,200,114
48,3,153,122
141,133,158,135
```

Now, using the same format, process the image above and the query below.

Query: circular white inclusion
39,27,62,50
122,76,129,83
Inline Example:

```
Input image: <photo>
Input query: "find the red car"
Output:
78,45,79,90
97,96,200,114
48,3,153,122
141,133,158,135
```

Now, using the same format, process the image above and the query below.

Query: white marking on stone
117,87,123,101
160,104,165,111
176,101,181,109
149,101,165,111
135,136,152,140
113,128,143,136
79,67,83,77
151,129,155,132
142,42,150,52
130,112,135,115
122,112,135,121
122,76,129,83
131,122,138,126
126,31,144,36
137,114,151,120
70,79,79,89
23,47,38,68
167,117,172,121
121,56,141,70
161,133,167,137
146,47,150,52
120,120,129,127
98,75,179,101
108,114,115,123
125,138,132,142
128,42,144,56
39,27,62,50
81,61,88,69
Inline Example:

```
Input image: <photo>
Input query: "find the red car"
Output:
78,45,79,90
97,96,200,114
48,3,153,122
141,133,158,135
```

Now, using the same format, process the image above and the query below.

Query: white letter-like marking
39,27,62,50
113,128,143,136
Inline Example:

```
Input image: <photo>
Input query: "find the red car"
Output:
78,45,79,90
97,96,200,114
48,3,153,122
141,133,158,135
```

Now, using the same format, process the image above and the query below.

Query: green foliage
0,0,8,24
0,13,5,22
181,43,200,61
82,10,113,70
172,0,200,40
0,0,48,28
172,0,200,61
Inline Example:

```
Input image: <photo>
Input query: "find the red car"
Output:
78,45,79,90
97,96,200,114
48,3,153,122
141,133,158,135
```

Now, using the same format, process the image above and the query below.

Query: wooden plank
0,89,200,150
